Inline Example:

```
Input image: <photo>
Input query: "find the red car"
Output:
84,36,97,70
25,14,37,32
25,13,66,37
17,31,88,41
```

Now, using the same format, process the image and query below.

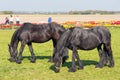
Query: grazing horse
53,26,114,72
8,22,68,64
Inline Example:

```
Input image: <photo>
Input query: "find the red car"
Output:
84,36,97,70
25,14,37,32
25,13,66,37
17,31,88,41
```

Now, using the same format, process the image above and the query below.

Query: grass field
0,27,120,80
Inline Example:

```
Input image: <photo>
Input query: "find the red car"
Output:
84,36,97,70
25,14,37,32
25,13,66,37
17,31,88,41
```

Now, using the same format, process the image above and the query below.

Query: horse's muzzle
8,57,16,62
55,66,60,73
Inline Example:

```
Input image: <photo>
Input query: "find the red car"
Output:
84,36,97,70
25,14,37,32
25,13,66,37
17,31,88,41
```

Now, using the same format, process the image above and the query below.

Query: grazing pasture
0,27,120,80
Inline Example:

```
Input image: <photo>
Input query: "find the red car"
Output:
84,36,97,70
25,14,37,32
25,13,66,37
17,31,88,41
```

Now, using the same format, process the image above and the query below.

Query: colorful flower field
0,23,22,29
0,20,120,29
62,20,120,28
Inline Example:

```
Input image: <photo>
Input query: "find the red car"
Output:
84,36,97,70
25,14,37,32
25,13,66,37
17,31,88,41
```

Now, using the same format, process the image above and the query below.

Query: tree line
0,10,120,15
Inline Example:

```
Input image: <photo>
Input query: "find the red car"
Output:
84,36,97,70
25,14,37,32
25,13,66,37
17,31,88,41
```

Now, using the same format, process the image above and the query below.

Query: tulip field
0,14,120,29
0,20,120,29
0,14,120,80
62,20,120,28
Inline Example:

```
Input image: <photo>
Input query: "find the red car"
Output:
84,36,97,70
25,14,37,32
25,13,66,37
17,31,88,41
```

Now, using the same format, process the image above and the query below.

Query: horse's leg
68,51,76,72
27,43,36,63
69,48,82,72
48,39,57,62
104,43,114,67
16,41,26,64
96,44,104,68
74,51,84,70
61,47,69,64
103,44,109,65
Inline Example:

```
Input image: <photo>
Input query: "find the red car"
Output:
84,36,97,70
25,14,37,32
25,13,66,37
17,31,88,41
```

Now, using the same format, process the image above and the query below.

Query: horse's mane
48,22,66,35
50,22,65,30
10,28,20,47
20,23,50,31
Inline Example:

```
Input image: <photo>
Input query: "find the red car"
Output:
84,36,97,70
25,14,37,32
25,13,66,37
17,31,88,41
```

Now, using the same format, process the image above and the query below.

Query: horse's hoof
16,61,22,64
30,60,36,63
108,64,114,68
68,67,76,72
8,58,13,62
78,66,84,70
95,64,103,68
55,69,60,73
8,58,16,62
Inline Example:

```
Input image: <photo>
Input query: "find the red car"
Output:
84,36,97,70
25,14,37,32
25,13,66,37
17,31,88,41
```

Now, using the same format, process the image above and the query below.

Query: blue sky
0,0,119,12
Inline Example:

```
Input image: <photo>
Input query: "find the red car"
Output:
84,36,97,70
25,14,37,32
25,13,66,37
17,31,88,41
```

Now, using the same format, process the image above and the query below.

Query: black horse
8,22,68,64
53,26,114,72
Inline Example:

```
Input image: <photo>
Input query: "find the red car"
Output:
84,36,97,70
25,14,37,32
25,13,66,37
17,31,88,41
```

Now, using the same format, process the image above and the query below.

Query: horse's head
53,47,69,73
53,52,62,73
53,47,66,73
8,44,17,62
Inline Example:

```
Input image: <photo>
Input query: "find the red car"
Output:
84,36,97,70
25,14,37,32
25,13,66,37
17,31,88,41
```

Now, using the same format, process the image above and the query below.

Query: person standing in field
48,17,52,23
9,15,14,29
15,16,20,25
5,17,9,25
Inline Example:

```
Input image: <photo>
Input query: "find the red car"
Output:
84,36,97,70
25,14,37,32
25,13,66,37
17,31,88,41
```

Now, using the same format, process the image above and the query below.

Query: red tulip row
0,24,22,29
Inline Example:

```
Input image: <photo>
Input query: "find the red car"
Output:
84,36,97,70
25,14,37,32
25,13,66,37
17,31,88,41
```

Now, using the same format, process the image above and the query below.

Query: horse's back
85,26,111,43
66,26,111,50
15,22,66,43
68,27,100,50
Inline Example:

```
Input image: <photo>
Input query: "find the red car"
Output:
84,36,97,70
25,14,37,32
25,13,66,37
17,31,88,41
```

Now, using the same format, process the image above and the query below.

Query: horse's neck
10,30,19,49
50,23,65,33
56,30,70,54
10,38,19,49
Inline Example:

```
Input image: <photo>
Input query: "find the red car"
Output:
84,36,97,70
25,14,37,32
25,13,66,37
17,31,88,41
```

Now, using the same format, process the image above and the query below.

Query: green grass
0,28,120,80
